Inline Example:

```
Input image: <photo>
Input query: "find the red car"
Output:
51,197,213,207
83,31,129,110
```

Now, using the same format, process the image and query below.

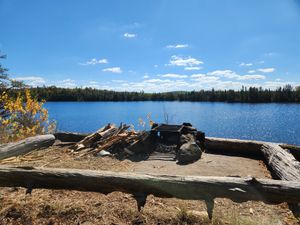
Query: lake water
44,102,300,146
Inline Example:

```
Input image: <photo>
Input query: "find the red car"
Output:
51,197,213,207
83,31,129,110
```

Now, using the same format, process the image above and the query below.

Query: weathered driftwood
280,144,300,161
261,144,300,180
261,143,300,218
201,137,300,166
0,166,300,205
205,137,266,157
0,135,55,160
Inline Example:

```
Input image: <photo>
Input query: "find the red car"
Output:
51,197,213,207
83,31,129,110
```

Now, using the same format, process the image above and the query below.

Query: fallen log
0,166,300,204
261,143,300,218
261,144,300,180
205,137,267,157
0,135,55,160
280,144,300,161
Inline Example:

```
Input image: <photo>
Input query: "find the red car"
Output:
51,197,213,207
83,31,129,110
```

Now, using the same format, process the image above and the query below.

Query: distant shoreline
44,100,300,104
23,86,300,103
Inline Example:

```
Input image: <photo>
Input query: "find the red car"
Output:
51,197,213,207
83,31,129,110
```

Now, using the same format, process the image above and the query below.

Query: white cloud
191,75,220,83
86,66,273,92
264,52,277,57
112,79,126,83
257,68,275,73
168,55,203,67
248,70,256,74
144,79,171,83
190,74,206,78
96,59,108,64
239,62,253,67
161,73,188,78
166,44,189,49
123,32,136,38
102,67,122,73
264,81,297,89
207,70,265,80
47,78,77,88
13,76,46,86
84,76,297,92
122,79,190,92
80,58,108,65
58,79,76,87
184,66,201,71
208,70,239,79
111,77,233,92
237,74,266,80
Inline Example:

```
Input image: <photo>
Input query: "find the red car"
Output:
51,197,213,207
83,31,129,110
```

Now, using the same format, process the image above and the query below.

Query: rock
177,142,202,164
249,208,254,214
96,150,112,157
187,210,208,218
179,134,195,145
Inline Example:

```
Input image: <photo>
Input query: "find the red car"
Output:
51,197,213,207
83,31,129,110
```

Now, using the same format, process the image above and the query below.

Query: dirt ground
0,143,298,225
133,153,271,178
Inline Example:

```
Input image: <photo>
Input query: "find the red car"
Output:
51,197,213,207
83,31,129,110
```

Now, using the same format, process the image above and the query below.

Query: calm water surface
44,102,300,145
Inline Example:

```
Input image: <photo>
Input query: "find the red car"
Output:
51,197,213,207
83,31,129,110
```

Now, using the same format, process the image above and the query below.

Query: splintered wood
72,123,146,157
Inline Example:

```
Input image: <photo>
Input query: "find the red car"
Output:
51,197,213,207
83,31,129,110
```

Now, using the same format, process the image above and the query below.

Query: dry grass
0,143,298,224
1,187,296,225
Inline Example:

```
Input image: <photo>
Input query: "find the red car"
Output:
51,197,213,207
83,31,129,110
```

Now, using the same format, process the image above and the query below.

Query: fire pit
150,123,205,164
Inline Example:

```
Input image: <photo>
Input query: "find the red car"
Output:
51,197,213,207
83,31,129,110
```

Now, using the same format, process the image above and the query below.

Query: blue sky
0,0,300,92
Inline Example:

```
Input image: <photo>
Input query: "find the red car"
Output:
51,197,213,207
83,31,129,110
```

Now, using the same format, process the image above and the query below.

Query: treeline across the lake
29,85,300,103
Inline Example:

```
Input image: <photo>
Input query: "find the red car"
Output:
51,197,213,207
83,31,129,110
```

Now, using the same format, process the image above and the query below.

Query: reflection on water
45,101,300,145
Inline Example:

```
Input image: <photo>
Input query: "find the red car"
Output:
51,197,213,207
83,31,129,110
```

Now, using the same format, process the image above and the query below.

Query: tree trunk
279,144,300,161
205,137,265,157
261,143,300,218
0,166,299,205
261,144,300,180
0,135,55,160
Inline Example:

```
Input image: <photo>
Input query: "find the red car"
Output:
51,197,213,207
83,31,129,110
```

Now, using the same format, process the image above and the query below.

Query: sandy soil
0,143,298,225
132,153,271,178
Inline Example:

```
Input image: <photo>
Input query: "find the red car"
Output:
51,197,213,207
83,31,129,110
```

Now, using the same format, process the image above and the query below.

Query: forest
28,85,300,103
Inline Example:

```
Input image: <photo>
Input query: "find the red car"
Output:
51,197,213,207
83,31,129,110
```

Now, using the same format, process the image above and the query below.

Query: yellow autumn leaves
137,112,154,130
0,89,55,143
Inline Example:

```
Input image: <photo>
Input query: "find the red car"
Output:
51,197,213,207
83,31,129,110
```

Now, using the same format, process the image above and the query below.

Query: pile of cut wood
72,123,148,157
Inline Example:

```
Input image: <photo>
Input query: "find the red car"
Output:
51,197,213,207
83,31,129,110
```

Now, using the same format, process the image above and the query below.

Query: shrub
0,89,56,143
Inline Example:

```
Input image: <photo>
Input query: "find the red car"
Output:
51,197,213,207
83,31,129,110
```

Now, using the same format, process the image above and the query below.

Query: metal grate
152,124,183,133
